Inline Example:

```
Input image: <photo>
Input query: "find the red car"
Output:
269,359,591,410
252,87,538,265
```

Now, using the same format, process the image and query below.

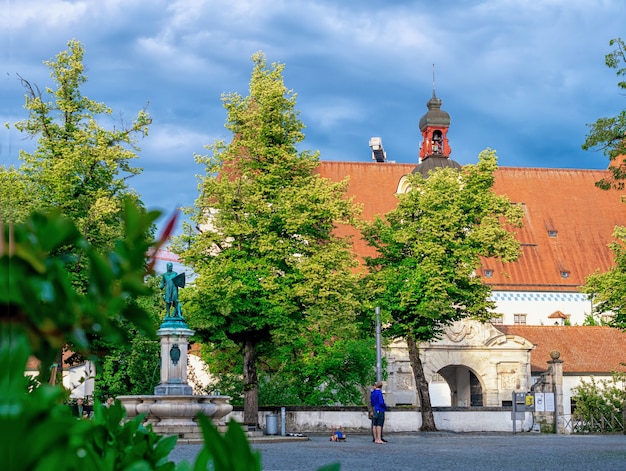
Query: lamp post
375,307,382,383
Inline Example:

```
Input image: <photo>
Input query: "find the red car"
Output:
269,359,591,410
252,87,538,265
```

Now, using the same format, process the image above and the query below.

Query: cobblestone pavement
169,432,626,471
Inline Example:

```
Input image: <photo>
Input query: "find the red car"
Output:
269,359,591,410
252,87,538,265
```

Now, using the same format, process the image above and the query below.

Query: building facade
317,92,626,422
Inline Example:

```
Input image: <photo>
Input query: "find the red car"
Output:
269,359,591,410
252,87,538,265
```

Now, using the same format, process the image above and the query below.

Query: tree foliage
582,37,626,190
571,372,626,433
0,39,156,389
581,38,626,330
93,275,163,400
361,149,523,430
1,38,152,251
176,52,367,422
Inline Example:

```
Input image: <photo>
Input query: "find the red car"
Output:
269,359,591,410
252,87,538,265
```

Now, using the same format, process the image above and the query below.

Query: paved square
170,432,626,470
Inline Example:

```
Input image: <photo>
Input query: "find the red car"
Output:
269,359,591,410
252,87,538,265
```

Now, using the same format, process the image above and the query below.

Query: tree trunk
407,335,438,431
243,339,259,427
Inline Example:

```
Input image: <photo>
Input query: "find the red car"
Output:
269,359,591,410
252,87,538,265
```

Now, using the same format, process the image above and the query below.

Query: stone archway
438,365,484,407
384,320,535,408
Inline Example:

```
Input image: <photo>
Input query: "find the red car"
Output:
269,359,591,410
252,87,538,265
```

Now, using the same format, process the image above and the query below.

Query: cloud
2,0,626,230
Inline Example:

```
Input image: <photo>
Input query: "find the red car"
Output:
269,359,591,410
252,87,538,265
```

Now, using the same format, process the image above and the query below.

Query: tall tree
0,39,154,384
1,39,151,253
177,52,364,425
361,150,523,431
582,37,626,190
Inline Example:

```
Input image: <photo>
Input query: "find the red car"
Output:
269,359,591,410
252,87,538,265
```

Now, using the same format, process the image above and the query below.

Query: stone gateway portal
384,320,534,408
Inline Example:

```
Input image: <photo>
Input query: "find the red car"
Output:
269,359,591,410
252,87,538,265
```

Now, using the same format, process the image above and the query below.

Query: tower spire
432,63,436,98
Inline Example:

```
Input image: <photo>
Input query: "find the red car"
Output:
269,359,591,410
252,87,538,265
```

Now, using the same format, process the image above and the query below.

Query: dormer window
561,271,570,279
484,269,493,278
548,230,557,238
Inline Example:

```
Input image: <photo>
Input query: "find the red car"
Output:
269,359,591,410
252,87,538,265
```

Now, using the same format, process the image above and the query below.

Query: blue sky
2,0,625,234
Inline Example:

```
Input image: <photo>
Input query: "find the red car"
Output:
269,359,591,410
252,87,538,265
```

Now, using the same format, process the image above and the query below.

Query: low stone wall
225,407,534,434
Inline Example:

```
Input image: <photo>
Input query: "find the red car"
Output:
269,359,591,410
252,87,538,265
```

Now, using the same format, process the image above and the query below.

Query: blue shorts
372,411,385,427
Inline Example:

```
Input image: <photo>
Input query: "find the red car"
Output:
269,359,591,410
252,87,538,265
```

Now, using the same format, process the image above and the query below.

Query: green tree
581,38,626,329
1,38,151,250
582,37,626,190
176,52,365,424
361,149,523,431
1,39,154,385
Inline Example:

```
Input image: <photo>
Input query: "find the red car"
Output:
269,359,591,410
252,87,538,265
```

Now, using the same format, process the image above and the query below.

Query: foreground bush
0,203,339,470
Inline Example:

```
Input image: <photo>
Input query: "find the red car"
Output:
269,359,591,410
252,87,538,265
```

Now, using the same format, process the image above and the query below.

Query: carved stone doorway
437,365,484,407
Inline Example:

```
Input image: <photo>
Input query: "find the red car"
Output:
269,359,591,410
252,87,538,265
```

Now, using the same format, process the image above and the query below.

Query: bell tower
412,68,461,178
418,66,452,161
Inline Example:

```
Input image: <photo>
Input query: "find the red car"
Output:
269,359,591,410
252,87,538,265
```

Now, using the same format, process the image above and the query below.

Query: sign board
545,392,555,412
525,393,535,411
535,392,545,412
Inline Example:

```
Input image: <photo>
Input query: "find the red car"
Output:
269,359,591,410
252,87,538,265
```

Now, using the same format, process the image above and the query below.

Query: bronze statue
160,262,185,317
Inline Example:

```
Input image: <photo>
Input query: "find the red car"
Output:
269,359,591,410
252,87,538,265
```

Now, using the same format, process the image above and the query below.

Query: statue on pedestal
160,262,186,318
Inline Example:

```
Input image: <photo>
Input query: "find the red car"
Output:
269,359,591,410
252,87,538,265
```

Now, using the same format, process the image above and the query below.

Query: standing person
369,383,387,442
370,381,386,444
104,397,115,408
370,381,387,444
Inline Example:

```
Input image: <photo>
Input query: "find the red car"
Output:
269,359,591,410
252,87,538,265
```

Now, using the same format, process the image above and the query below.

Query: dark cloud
2,0,625,235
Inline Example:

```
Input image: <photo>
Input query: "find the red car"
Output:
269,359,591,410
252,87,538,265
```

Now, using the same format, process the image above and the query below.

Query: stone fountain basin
118,395,233,427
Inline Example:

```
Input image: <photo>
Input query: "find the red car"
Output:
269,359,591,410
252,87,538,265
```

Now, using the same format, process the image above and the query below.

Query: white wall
226,409,533,433
491,291,592,325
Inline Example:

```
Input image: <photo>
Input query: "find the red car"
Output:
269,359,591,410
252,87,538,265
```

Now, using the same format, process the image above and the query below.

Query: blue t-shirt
370,388,386,413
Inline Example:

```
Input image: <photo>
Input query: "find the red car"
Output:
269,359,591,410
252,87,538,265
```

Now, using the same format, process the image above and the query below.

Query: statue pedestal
155,323,195,396
117,316,233,439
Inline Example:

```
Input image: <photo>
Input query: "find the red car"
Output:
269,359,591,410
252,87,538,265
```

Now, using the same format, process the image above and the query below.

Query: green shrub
1,204,340,470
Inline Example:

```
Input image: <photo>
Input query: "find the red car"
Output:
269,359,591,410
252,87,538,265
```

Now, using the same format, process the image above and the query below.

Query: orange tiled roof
484,167,626,292
317,162,626,291
496,325,626,374
317,161,416,265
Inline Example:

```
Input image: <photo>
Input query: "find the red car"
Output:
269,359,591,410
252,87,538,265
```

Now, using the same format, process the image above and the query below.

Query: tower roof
412,155,462,177
418,93,451,130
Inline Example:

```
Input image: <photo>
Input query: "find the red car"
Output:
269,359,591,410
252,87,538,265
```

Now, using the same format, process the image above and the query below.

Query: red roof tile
317,162,626,291
496,325,626,374
485,167,626,292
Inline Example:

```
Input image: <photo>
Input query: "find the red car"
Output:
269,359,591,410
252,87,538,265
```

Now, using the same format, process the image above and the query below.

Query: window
514,313,527,325
548,230,558,238
561,271,570,279
490,314,503,324
484,269,494,278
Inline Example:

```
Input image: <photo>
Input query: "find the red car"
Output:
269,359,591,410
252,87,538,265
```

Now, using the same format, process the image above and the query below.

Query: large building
317,92,626,420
